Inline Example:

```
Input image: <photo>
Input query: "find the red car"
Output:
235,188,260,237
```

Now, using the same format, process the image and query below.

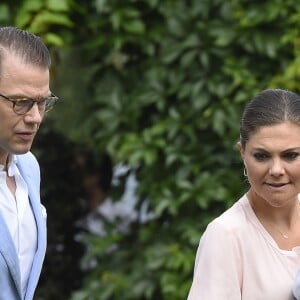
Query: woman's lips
265,182,289,190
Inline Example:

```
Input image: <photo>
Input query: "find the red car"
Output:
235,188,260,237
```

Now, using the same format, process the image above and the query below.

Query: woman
188,89,300,300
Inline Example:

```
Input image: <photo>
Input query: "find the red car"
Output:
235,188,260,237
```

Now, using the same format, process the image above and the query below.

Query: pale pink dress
188,195,300,300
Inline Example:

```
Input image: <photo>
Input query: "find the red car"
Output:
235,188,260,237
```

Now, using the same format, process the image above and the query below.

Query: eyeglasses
0,93,59,115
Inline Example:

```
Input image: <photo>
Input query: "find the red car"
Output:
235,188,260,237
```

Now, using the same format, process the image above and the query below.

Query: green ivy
1,0,300,299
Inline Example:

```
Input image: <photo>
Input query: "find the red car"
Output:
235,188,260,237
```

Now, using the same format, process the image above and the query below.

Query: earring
243,167,248,177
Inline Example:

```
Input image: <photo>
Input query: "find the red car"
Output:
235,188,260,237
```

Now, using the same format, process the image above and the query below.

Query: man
0,26,58,299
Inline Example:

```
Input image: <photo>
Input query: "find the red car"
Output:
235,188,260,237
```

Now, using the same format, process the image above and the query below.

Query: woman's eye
253,153,269,161
283,152,299,160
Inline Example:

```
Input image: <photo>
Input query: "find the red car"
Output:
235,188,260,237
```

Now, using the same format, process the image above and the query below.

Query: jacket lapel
17,156,47,300
0,212,22,297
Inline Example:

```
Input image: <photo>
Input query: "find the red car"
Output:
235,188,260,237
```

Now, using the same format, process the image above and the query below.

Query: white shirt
188,195,300,300
0,155,37,298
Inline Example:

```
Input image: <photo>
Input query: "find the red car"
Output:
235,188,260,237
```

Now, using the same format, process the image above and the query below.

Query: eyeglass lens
14,97,57,114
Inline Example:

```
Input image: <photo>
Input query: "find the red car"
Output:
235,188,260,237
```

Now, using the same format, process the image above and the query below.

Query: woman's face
238,121,300,207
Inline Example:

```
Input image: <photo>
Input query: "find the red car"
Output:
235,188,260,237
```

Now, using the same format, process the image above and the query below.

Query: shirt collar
0,155,18,174
7,155,18,177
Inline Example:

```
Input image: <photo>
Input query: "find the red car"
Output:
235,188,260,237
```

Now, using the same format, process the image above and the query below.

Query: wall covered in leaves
1,0,300,299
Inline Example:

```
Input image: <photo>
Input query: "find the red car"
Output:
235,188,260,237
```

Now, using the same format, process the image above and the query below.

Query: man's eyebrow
7,93,52,99
3,94,27,98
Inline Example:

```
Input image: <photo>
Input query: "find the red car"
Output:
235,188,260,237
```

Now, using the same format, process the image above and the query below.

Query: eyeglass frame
0,92,59,115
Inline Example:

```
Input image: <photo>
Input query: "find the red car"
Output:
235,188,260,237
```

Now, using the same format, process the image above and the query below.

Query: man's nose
24,103,43,124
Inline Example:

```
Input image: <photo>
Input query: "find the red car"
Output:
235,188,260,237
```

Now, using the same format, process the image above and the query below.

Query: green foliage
33,128,87,300
50,0,300,299
1,0,73,46
1,0,300,299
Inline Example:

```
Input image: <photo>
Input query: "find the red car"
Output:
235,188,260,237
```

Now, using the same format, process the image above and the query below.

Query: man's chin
12,147,32,155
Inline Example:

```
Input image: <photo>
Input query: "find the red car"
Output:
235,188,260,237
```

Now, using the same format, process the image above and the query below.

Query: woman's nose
269,158,285,176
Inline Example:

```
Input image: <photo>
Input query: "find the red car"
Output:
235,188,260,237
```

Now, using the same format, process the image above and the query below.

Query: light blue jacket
294,271,300,299
0,152,47,300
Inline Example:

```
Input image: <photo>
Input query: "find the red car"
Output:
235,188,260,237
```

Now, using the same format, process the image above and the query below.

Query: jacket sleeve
294,271,300,299
187,221,242,300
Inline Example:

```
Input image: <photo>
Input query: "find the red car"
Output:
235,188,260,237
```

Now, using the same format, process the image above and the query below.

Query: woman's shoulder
207,194,253,235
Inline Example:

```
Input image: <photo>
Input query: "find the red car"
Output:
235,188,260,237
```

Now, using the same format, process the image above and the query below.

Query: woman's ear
236,141,244,159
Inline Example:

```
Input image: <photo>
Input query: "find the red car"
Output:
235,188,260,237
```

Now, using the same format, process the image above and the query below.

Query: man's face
0,51,50,164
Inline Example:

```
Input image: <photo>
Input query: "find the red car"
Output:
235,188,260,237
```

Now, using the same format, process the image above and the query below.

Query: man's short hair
0,26,51,70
